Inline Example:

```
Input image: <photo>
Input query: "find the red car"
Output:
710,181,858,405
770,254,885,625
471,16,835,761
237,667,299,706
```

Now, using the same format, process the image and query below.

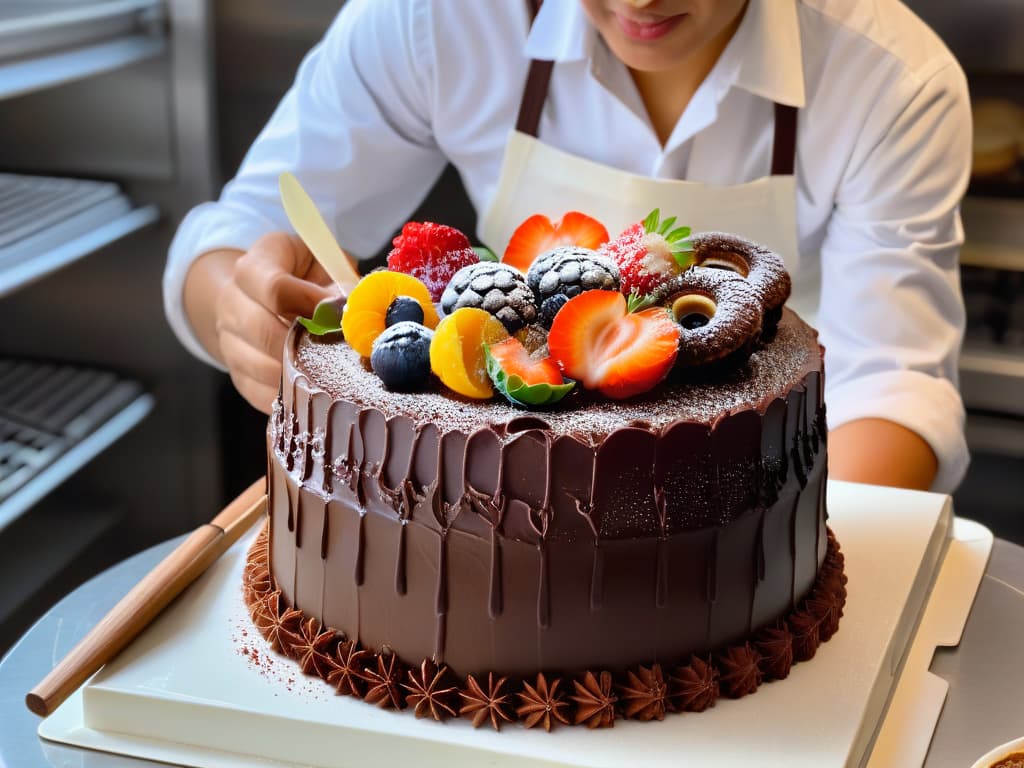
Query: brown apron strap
771,103,798,176
515,59,554,137
516,0,552,138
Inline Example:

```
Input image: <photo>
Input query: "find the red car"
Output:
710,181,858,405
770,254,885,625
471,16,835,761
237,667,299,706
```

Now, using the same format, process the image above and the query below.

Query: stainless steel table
2,535,1023,768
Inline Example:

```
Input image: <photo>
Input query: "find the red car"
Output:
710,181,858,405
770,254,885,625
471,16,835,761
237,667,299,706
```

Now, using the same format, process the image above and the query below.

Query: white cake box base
39,481,993,768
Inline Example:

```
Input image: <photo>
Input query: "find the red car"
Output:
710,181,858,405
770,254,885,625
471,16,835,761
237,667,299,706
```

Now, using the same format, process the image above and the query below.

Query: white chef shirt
164,0,972,492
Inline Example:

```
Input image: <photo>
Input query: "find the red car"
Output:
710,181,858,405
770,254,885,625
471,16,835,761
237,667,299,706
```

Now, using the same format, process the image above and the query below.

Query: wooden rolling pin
25,476,268,717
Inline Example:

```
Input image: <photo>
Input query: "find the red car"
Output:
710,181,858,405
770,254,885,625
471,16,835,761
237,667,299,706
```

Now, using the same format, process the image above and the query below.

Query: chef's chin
580,0,747,74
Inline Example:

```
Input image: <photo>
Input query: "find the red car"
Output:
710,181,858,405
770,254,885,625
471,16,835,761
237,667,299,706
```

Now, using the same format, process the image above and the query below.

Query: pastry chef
164,0,972,493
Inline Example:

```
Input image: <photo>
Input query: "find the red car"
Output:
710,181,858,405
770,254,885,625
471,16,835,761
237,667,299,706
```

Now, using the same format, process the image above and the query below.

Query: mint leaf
666,226,692,242
474,246,498,263
658,216,677,235
297,296,345,336
484,345,575,408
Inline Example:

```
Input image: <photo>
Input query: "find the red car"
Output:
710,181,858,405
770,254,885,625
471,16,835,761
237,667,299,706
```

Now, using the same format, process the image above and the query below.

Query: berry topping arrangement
298,209,791,407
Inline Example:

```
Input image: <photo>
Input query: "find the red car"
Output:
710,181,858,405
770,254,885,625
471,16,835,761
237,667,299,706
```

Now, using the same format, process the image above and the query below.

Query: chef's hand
184,233,338,414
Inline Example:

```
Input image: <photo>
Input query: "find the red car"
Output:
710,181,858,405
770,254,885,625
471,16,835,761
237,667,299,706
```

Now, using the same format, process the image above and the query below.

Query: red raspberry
599,209,694,297
387,222,479,301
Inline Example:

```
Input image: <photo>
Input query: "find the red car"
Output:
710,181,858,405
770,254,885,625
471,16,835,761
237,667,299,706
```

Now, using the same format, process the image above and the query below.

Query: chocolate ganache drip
266,309,828,678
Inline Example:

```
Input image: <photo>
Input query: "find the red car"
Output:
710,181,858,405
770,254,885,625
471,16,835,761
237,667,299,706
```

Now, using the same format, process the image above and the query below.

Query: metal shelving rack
0,0,163,530
0,0,165,100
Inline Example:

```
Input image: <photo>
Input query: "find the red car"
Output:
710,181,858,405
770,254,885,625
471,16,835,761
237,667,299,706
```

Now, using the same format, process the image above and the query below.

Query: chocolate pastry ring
654,267,764,368
691,233,791,335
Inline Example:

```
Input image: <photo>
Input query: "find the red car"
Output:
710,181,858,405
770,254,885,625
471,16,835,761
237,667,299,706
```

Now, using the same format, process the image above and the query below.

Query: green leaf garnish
297,296,345,336
658,216,677,235
672,250,696,270
474,246,498,262
666,226,691,242
626,289,658,313
642,208,661,233
484,345,575,408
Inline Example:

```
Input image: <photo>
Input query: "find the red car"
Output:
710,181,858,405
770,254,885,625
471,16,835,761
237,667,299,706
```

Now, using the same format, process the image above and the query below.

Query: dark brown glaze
653,268,764,368
265,308,828,678
244,524,847,729
691,232,792,320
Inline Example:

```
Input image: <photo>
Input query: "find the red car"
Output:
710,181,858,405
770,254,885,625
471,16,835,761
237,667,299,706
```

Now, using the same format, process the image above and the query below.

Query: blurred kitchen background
0,0,1021,655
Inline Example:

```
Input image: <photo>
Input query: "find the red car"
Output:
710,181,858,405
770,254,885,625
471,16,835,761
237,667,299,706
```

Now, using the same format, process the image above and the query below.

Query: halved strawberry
547,290,679,399
503,212,609,273
487,337,562,386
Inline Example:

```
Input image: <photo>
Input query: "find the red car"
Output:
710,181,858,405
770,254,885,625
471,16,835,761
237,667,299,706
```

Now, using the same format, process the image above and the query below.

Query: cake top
290,207,812,432
291,308,819,437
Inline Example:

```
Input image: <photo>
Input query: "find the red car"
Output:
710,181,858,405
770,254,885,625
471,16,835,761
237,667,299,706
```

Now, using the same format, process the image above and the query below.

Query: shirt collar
523,0,806,108
726,0,806,107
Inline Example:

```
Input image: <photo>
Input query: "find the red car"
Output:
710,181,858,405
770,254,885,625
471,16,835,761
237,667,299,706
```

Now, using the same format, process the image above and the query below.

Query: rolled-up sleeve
818,61,972,493
163,0,448,369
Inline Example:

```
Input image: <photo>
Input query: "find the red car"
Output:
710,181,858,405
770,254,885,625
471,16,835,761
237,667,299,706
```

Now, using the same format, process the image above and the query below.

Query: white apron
479,39,819,323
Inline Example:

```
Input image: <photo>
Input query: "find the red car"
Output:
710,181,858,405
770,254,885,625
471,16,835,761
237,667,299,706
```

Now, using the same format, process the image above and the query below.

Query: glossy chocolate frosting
266,308,828,677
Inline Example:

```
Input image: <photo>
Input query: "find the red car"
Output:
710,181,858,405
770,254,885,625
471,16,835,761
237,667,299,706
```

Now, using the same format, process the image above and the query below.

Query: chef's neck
628,6,745,147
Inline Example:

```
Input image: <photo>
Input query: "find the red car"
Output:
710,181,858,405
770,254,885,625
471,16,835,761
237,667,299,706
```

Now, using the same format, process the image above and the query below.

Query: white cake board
38,481,993,768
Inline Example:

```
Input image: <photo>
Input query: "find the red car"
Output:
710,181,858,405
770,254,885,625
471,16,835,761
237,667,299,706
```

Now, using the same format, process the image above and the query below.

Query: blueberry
679,312,710,330
384,296,425,327
370,322,433,391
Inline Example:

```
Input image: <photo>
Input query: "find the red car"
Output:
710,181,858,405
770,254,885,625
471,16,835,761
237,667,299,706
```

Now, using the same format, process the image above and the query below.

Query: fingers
229,370,280,415
212,230,356,412
235,233,335,319
305,259,337,290
219,329,283,414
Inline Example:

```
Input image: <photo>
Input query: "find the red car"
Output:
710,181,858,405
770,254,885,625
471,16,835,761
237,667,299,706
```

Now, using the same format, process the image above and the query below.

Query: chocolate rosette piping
753,623,795,681
242,522,848,730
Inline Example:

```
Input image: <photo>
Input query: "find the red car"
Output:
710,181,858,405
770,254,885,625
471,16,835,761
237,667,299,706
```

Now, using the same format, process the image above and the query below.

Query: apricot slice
341,271,439,357
429,308,508,399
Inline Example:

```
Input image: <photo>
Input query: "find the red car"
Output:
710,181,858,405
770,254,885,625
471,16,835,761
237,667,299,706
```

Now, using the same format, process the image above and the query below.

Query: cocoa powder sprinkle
295,311,817,437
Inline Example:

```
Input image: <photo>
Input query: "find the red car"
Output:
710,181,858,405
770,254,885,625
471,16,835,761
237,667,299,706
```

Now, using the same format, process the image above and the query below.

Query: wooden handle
26,477,267,717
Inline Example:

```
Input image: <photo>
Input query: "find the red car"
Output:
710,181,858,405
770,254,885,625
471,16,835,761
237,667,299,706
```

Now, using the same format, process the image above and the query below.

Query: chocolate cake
243,220,847,729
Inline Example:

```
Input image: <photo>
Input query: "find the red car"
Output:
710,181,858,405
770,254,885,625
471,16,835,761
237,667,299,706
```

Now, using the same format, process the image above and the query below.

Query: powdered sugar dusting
640,232,677,278
295,311,818,437
657,268,763,365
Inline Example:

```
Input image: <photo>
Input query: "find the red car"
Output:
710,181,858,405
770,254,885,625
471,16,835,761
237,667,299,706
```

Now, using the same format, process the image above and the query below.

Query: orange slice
430,308,508,399
341,271,439,357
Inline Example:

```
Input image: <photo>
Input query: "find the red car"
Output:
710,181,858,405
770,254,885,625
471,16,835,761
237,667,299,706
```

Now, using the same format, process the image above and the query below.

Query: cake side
266,308,828,676
244,523,847,725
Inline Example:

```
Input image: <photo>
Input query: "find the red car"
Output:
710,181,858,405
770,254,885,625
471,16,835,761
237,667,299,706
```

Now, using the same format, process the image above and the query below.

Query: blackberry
440,262,537,333
526,246,620,326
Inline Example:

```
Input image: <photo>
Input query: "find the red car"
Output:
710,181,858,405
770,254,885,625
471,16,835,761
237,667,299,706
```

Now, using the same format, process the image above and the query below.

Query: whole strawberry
387,222,479,302
599,209,694,298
